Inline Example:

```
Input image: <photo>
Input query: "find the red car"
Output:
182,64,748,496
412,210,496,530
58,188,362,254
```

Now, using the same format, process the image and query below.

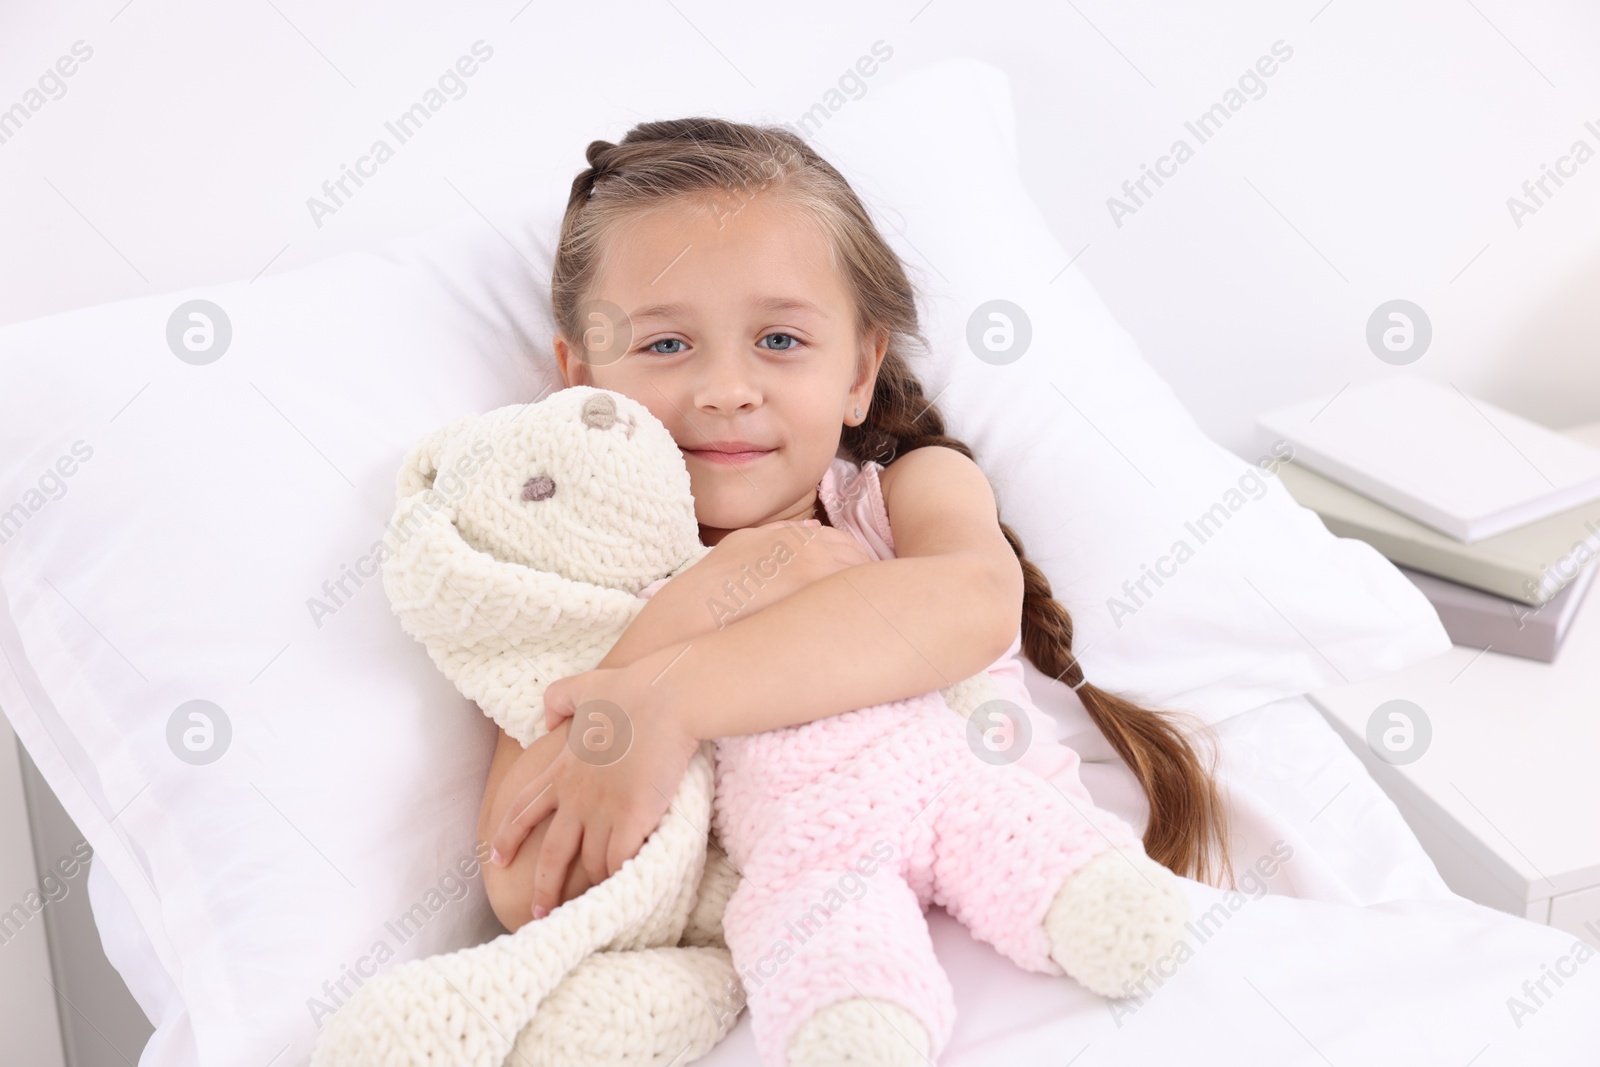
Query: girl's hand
486,661,701,922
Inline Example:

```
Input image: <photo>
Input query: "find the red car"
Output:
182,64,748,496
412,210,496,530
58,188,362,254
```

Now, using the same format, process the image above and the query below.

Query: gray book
1396,564,1597,662
1275,422,1600,607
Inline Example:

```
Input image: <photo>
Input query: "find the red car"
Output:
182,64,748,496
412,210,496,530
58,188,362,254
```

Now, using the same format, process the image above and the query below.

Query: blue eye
760,332,801,351
644,334,801,355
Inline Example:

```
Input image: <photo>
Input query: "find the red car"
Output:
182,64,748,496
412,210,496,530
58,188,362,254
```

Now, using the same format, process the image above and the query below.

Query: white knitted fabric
309,387,740,1067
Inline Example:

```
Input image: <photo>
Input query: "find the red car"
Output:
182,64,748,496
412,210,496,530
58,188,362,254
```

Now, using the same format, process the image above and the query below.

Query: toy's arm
475,561,709,930
476,552,754,930
645,446,1025,740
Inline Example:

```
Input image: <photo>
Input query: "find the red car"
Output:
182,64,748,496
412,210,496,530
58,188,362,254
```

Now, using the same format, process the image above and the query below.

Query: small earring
854,406,862,420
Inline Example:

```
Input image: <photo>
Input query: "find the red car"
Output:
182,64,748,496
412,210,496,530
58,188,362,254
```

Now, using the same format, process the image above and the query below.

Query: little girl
480,116,1231,1057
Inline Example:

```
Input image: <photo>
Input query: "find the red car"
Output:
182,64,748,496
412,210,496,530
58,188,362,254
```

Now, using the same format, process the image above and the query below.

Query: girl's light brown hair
552,116,1232,885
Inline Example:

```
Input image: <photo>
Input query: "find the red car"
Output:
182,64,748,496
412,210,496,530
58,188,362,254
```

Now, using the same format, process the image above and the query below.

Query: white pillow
0,57,1446,1066
816,61,1447,755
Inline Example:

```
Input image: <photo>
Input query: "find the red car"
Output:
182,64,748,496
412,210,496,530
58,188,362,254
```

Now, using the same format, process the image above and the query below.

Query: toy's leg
721,847,954,1067
511,946,740,1066
928,747,1186,994
715,696,959,1067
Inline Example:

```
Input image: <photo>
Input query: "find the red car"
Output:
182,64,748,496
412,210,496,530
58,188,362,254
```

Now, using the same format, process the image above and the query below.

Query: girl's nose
692,342,762,414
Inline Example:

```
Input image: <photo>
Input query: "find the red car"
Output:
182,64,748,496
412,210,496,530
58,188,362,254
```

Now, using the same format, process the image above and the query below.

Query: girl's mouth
684,447,773,466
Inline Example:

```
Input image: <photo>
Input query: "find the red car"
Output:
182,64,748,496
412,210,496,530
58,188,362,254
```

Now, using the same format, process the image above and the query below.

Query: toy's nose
521,475,555,502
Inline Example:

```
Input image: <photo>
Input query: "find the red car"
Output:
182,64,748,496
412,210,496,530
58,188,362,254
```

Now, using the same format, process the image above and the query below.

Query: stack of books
1258,377,1600,663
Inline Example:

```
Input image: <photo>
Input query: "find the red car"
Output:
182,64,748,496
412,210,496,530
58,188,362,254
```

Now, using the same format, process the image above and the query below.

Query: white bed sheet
90,693,1599,1065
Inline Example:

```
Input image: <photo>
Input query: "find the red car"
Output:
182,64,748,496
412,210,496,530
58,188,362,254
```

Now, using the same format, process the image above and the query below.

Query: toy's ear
396,413,478,499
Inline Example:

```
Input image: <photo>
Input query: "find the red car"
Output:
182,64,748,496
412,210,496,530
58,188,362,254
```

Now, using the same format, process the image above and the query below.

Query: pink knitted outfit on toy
643,456,1143,1067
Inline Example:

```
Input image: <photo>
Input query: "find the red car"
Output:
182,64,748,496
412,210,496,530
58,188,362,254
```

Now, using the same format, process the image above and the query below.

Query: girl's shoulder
818,446,980,558
818,455,895,557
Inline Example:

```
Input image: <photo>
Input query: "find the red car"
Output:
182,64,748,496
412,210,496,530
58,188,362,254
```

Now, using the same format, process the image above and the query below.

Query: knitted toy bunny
309,386,744,1067
311,384,1190,1067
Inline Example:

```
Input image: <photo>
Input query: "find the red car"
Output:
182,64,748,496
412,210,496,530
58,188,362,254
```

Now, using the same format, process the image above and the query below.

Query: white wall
1009,0,1600,451
2,0,1596,458
0,722,67,1067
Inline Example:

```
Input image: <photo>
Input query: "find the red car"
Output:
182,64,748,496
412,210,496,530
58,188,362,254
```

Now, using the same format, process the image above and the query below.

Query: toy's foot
1044,847,1190,999
787,996,930,1067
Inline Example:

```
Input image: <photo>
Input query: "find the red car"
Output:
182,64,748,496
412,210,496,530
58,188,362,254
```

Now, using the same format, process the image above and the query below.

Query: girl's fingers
544,681,575,732
547,702,576,732
491,775,556,866
579,821,612,887
532,810,582,921
606,833,626,880
607,817,649,879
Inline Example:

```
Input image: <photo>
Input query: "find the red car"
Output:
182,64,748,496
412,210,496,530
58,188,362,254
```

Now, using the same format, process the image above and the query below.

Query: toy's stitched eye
581,393,618,430
580,393,638,438
521,475,555,502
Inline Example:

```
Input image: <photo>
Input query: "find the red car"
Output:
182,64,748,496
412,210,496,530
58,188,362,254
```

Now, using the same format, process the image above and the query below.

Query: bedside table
1306,567,1600,948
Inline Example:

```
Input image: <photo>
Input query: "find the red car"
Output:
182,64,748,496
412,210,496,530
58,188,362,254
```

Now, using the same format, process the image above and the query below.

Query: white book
1258,377,1600,543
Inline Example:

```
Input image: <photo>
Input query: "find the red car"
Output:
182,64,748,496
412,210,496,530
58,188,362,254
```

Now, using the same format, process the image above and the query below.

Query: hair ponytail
1004,527,1231,884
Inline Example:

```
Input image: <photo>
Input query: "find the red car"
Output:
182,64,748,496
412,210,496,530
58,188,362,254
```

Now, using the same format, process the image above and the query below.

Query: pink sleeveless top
640,456,1075,782
814,456,1075,783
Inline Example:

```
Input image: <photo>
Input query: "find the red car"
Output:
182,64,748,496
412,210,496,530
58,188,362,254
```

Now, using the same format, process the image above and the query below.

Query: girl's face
554,193,885,546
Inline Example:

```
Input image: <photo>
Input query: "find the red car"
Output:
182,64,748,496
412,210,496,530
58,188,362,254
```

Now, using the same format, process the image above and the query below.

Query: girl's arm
643,445,1024,740
477,518,854,927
